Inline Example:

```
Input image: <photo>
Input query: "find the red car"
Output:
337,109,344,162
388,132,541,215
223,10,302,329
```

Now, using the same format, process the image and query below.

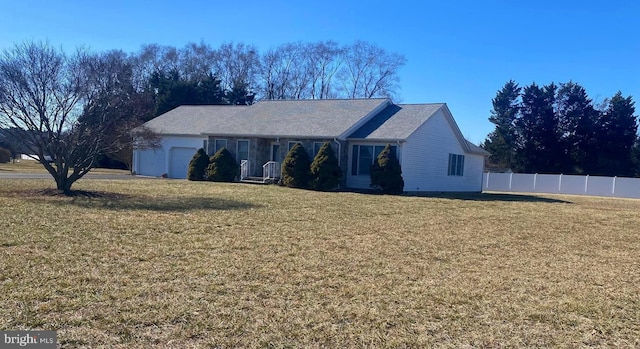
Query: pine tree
281,143,311,188
594,92,638,176
556,81,598,174
309,142,342,190
206,147,238,182
516,82,563,173
485,80,521,170
187,148,209,181
370,144,404,194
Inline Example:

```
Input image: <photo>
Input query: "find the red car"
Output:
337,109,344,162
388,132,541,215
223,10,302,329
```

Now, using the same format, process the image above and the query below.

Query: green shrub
281,143,311,188
206,147,238,182
310,142,342,191
370,144,404,194
0,147,10,163
187,148,209,181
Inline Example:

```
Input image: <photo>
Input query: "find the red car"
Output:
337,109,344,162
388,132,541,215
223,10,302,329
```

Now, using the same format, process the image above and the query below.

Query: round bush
187,148,209,181
206,147,238,182
370,144,404,194
281,143,311,188
310,142,342,191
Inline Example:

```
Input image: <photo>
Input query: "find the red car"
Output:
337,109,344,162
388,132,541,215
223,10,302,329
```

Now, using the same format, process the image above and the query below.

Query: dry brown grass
0,179,639,348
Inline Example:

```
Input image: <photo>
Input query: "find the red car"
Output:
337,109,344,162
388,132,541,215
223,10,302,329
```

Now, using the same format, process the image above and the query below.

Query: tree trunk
55,175,74,195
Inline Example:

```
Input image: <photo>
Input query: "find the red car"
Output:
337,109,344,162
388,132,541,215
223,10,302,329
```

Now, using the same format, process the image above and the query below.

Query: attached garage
169,147,198,179
133,105,249,179
135,149,165,177
133,135,206,179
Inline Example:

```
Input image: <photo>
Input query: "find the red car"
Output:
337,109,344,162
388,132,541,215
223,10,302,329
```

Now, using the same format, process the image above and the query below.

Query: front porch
240,160,280,184
207,135,346,184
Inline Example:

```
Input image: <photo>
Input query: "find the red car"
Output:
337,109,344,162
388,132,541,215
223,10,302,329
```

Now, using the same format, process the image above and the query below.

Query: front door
271,143,280,162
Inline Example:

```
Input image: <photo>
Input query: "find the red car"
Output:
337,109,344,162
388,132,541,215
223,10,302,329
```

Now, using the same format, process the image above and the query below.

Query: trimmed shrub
0,147,10,163
370,144,404,194
281,143,311,188
206,147,238,182
309,142,342,191
187,148,209,181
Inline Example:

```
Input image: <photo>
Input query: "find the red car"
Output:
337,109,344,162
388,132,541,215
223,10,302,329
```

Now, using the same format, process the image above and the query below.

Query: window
448,153,464,176
237,140,249,161
313,142,325,157
351,145,397,175
214,139,227,153
288,141,301,151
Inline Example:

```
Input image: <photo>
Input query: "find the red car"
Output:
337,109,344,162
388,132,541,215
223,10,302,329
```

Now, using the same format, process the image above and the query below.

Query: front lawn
0,179,638,347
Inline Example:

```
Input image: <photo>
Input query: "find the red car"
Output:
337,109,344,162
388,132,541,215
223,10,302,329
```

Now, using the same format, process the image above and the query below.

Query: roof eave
200,132,342,139
346,137,407,143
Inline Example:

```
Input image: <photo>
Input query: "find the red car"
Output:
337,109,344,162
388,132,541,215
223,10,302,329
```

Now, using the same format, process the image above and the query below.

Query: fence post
585,175,589,193
558,174,563,193
485,172,490,190
509,172,513,190
612,176,617,195
533,173,537,192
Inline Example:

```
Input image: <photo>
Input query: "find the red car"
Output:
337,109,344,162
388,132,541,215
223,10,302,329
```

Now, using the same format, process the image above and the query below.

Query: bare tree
306,41,343,99
215,42,260,94
339,40,406,99
260,42,311,100
0,41,158,193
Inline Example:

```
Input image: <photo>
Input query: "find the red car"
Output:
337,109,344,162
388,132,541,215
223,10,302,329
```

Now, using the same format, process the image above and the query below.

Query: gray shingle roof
347,103,444,140
206,99,389,138
143,105,249,135
143,99,390,138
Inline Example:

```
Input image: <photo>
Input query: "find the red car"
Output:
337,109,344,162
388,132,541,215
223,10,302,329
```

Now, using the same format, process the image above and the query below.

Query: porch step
240,176,279,185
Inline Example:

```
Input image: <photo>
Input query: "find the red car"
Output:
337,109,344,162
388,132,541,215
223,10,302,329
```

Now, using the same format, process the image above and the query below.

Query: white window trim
350,143,399,176
214,139,228,153
236,139,250,161
448,153,465,176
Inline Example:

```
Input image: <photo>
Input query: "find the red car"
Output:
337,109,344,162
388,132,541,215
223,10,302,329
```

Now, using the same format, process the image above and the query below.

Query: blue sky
1,0,638,144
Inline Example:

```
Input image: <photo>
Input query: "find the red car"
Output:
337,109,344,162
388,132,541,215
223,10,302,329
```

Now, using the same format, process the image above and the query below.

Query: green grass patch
1,179,639,348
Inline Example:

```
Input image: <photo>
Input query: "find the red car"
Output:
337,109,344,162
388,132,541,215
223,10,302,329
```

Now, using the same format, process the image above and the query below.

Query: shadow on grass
346,189,571,204
22,189,258,212
411,192,572,204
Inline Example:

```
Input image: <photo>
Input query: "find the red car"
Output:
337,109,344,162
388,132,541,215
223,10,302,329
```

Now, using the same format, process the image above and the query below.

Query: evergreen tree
370,144,404,194
150,70,226,116
556,81,598,174
281,143,311,188
206,147,238,182
594,92,638,176
516,82,563,173
485,80,521,170
482,130,512,171
187,148,209,181
309,142,342,190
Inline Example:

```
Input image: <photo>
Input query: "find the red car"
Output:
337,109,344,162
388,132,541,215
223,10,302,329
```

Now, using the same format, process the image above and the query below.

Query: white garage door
169,147,197,179
137,149,166,177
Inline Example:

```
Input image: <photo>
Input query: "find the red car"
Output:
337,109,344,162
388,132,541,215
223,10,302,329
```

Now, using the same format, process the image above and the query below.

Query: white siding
400,110,484,192
133,136,206,178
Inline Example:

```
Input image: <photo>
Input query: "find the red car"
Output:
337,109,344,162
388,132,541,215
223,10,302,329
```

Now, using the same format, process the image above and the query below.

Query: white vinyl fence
483,172,640,199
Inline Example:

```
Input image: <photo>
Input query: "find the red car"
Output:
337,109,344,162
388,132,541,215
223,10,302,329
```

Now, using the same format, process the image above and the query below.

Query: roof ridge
257,98,390,102
396,102,445,106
